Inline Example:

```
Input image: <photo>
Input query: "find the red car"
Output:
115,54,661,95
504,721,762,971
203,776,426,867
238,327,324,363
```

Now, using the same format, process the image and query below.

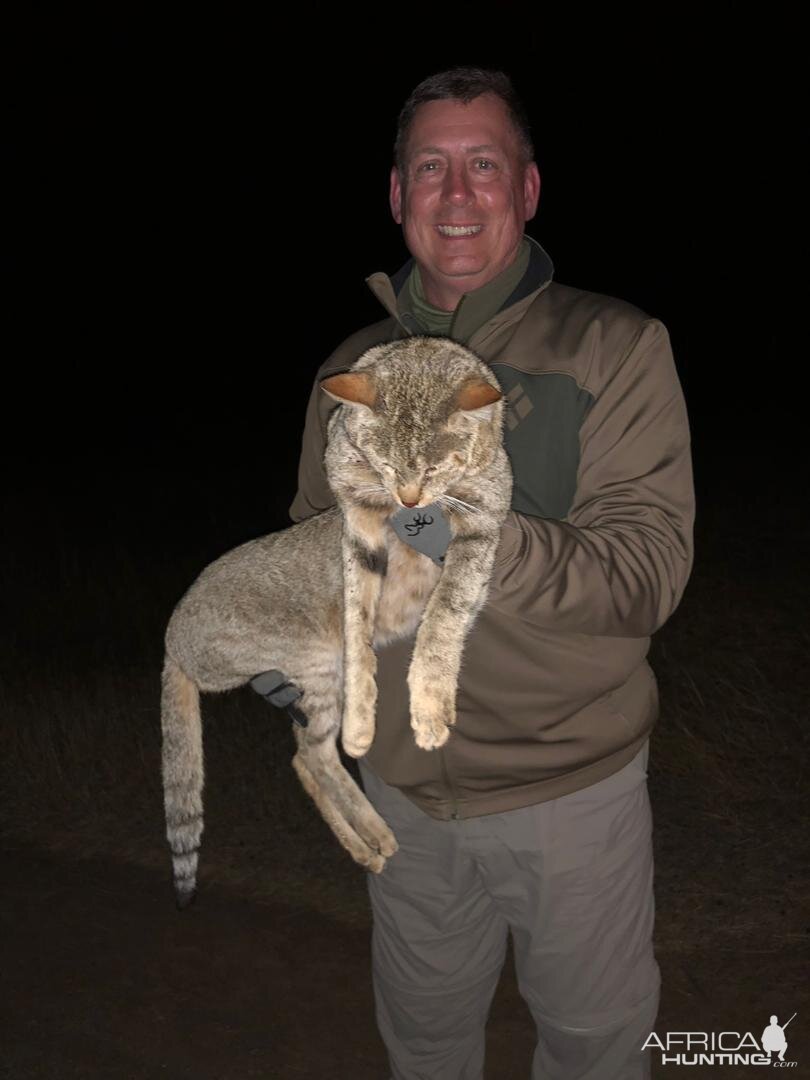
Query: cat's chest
373,534,442,647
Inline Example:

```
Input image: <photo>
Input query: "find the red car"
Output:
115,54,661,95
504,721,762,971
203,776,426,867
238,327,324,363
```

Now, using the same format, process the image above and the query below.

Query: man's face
390,94,540,310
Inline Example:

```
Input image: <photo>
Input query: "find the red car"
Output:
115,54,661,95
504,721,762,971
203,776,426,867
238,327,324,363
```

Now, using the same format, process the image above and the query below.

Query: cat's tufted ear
454,379,502,413
320,372,377,409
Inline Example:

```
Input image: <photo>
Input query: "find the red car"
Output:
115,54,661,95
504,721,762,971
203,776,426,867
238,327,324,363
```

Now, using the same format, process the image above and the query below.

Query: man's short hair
393,66,534,173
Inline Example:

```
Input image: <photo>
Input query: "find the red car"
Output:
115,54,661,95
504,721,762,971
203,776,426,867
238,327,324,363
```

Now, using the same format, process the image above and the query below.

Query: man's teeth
437,225,482,236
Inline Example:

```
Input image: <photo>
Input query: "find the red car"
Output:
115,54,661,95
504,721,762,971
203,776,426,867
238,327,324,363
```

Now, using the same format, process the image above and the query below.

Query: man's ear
320,372,377,409
524,161,541,222
390,166,403,225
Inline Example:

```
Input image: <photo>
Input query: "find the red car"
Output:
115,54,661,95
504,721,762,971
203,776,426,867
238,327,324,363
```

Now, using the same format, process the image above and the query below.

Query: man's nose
443,163,473,205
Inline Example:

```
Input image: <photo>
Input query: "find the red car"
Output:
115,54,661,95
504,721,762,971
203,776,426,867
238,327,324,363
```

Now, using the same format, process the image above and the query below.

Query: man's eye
475,159,496,170
416,161,439,172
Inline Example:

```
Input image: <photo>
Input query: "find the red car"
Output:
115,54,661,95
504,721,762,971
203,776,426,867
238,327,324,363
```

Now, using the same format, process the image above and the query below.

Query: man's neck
418,250,525,311
405,239,531,343
419,272,492,312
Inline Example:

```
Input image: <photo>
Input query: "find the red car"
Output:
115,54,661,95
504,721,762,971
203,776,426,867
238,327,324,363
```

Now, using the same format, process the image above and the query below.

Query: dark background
2,17,807,1077
5,13,803,542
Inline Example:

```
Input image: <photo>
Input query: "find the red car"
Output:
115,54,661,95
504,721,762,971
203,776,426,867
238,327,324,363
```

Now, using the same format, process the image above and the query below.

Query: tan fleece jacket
290,238,695,820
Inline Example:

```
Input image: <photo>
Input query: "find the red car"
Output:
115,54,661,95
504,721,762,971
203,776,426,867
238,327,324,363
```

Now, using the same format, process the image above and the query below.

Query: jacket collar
365,235,554,337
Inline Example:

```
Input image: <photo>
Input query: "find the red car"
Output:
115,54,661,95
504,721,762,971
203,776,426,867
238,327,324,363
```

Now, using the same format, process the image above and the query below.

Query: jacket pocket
605,662,659,740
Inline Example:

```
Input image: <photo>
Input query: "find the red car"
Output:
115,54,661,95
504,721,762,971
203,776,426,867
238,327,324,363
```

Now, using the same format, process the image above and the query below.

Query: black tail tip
175,887,197,911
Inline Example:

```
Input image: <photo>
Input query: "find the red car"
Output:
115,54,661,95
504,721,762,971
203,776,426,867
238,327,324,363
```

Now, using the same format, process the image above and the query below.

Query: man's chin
432,258,490,280
416,253,511,307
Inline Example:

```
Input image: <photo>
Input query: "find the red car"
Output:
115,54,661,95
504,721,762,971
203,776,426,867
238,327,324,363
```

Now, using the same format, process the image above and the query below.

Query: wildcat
161,336,512,908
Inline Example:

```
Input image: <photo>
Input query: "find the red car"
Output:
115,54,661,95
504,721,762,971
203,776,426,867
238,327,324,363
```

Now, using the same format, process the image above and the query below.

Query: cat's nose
398,484,421,507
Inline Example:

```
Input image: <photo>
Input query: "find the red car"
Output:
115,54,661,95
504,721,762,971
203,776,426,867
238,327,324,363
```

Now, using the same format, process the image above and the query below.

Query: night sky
5,15,802,532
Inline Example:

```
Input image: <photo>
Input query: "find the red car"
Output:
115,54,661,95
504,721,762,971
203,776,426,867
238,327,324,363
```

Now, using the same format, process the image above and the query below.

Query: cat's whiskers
439,493,520,531
436,498,471,518
437,494,479,517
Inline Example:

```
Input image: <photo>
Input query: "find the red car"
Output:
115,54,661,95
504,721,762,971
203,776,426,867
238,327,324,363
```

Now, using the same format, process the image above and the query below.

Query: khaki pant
358,741,659,1080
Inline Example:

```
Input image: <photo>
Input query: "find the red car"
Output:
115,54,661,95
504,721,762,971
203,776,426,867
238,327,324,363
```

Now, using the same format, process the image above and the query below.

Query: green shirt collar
404,238,532,343
364,235,555,339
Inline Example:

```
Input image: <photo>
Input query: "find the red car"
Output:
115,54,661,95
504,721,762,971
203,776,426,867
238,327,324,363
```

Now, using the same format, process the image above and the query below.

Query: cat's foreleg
340,506,387,758
407,531,500,750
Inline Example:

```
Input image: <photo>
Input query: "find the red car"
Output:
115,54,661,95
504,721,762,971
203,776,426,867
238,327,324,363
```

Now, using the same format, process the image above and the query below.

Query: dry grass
2,467,808,950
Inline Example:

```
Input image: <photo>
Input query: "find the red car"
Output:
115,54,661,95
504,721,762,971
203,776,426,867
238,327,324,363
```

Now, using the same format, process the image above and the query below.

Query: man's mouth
435,224,483,237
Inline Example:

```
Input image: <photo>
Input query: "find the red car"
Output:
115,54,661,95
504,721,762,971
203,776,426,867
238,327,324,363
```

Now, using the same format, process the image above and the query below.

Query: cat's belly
373,537,441,647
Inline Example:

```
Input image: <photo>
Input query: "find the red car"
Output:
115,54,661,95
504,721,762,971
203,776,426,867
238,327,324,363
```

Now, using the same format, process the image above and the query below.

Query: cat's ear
455,379,502,411
447,379,502,426
320,372,377,410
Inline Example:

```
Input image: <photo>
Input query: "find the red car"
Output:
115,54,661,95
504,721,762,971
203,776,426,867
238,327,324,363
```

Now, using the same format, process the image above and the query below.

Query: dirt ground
2,844,806,1080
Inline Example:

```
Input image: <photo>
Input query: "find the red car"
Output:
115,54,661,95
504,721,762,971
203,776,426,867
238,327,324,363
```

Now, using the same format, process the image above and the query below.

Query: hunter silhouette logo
762,1014,796,1063
404,512,434,537
642,1011,798,1067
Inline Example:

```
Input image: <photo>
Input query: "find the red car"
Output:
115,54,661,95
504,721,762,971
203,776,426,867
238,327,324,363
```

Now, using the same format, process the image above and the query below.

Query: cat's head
321,337,504,509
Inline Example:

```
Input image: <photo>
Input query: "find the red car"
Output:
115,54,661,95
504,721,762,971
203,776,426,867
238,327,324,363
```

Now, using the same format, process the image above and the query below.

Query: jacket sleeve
488,318,695,637
289,373,337,523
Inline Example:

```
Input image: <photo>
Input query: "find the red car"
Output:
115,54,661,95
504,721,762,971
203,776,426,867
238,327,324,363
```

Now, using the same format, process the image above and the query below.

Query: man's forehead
410,142,500,156
404,95,520,155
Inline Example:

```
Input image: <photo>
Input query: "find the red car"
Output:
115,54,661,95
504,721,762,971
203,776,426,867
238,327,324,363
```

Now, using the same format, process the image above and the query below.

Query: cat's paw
342,727,375,758
410,693,456,750
367,823,399,859
412,715,451,750
342,679,377,758
379,830,399,859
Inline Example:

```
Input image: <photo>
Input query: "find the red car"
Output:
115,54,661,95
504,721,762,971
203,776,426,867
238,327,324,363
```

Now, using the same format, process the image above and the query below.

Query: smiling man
389,92,540,308
291,67,694,1080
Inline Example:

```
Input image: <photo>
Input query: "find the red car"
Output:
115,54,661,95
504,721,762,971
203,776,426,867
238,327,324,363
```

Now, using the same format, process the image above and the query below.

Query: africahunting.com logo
642,1012,797,1067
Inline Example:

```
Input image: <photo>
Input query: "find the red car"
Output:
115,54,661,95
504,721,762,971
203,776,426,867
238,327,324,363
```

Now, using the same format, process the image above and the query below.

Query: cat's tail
160,655,204,910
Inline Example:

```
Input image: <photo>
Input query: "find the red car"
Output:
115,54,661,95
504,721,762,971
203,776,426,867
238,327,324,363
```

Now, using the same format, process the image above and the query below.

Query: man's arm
289,371,337,523
289,322,397,524
489,318,694,638
291,319,695,639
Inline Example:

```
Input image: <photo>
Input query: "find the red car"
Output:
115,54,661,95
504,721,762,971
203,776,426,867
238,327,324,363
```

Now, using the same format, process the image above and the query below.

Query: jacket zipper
440,748,461,820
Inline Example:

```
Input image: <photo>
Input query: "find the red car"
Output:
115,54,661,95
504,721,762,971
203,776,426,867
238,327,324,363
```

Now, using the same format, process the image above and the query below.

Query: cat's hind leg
292,753,389,873
291,693,398,872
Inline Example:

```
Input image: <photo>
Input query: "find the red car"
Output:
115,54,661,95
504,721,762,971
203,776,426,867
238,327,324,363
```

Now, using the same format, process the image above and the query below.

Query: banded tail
161,656,204,909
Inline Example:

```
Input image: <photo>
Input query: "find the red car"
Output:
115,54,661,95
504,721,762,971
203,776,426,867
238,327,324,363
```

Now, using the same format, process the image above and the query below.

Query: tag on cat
389,503,452,566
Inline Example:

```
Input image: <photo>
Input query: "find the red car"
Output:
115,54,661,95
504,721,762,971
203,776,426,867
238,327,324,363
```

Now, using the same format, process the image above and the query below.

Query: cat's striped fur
161,337,512,908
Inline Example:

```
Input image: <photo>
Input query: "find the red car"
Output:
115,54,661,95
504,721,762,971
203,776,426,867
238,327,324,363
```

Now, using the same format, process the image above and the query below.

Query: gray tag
389,503,451,566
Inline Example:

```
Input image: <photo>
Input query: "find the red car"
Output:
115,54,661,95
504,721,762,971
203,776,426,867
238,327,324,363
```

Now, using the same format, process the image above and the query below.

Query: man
290,67,694,1080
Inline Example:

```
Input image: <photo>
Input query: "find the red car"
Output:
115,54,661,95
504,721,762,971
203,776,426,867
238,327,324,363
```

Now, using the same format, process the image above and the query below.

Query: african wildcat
161,336,512,908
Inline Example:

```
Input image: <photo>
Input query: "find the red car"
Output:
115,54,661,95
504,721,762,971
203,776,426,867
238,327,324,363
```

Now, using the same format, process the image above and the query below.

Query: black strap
250,670,308,727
